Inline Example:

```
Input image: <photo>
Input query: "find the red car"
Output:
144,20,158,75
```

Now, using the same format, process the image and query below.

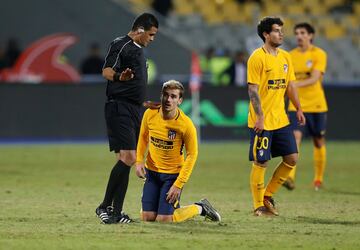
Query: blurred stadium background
0,0,359,141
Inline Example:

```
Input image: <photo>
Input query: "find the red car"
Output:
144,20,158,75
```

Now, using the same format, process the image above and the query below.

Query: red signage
0,33,81,83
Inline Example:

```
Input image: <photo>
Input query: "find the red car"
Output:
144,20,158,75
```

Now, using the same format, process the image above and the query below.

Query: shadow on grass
295,216,360,226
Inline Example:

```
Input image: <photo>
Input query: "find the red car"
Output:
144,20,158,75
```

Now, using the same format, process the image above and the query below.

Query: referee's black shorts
105,100,143,152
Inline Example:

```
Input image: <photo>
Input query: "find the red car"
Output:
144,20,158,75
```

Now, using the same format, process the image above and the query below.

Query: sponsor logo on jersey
150,136,174,150
267,79,286,89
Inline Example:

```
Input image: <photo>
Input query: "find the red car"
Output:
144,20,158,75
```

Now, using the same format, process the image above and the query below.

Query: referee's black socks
101,160,131,211
112,162,131,215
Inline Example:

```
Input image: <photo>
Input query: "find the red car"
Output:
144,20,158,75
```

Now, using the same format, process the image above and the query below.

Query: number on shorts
256,136,269,150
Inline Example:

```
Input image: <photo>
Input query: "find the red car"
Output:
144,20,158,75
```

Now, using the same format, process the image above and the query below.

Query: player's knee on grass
141,211,157,221
156,215,173,222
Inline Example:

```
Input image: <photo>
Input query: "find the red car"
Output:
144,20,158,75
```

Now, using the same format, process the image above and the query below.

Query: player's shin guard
314,145,326,182
250,163,266,209
265,161,295,197
172,205,199,222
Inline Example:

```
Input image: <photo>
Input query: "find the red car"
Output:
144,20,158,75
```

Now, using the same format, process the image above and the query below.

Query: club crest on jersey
306,60,313,68
283,64,288,73
168,130,177,140
259,150,264,157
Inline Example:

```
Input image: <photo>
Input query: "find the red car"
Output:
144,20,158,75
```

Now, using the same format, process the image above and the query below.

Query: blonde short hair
162,80,184,98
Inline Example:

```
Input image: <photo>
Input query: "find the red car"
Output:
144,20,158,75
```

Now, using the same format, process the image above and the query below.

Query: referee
96,13,158,224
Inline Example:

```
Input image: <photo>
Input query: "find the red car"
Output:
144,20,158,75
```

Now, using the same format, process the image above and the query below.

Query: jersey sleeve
247,53,262,85
313,49,327,73
103,42,121,69
136,110,149,164
173,120,198,189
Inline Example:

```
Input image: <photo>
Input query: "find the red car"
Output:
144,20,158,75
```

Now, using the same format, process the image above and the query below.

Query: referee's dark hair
294,22,315,34
257,16,284,42
132,13,159,31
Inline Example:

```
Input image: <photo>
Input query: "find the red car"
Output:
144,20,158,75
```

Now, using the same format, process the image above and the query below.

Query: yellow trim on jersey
288,46,328,112
247,47,296,130
136,108,198,189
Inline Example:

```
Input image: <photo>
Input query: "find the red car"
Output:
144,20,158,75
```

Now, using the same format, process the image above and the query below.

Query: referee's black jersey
103,35,147,105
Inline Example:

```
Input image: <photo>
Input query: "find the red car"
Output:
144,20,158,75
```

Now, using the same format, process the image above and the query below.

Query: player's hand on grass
166,185,181,204
296,109,306,126
135,163,146,179
143,101,161,109
120,68,134,81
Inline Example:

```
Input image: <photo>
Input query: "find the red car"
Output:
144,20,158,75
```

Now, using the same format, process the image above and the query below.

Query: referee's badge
283,64,288,73
168,130,177,140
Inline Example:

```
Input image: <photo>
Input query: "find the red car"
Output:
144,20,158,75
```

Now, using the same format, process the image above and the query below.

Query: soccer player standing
247,17,306,216
284,23,328,191
135,80,221,222
95,13,158,224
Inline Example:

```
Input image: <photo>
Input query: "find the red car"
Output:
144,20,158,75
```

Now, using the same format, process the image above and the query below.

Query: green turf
0,141,359,249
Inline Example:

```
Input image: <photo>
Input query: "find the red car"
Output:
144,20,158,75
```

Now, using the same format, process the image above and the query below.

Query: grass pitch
0,141,359,249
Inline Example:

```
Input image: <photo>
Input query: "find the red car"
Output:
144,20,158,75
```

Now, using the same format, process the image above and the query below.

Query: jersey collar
262,46,279,56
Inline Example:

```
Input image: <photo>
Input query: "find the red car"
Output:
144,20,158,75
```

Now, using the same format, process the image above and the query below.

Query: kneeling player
135,80,221,222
